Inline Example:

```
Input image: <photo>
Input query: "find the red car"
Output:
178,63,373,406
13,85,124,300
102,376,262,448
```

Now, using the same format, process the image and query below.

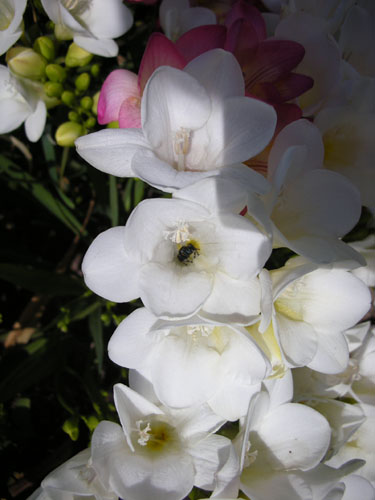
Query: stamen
164,220,191,244
187,325,214,337
136,420,152,446
174,128,191,171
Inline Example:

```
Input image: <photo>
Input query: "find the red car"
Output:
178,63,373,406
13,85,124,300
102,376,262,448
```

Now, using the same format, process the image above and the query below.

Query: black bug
177,243,199,264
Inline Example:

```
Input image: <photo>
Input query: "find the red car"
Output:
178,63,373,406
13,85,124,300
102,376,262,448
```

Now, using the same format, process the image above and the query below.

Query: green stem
60,146,70,180
109,175,119,226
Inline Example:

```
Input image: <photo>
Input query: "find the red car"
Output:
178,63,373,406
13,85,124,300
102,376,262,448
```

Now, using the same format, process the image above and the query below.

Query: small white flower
0,65,46,142
0,0,27,55
41,0,133,57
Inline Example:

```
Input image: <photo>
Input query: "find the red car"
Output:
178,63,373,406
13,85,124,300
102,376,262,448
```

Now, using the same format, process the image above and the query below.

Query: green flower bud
45,64,67,83
80,96,93,111
91,63,100,78
55,122,84,147
84,116,96,129
33,36,55,62
75,73,90,92
65,43,93,68
68,111,80,123
61,90,75,107
6,47,47,81
107,121,119,129
44,81,63,98
92,91,100,115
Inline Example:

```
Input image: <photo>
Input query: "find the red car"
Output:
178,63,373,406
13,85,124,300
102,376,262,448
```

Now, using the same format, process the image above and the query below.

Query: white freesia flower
28,448,117,500
275,13,341,114
108,308,270,420
260,258,371,373
314,106,375,210
91,383,239,500
40,0,133,57
82,177,272,321
0,0,27,55
349,236,375,287
326,402,375,486
0,65,47,142
293,322,375,403
238,376,331,500
159,0,216,41
76,49,277,192
259,119,365,265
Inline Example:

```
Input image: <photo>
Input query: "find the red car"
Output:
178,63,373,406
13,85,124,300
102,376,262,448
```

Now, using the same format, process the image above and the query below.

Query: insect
177,243,199,265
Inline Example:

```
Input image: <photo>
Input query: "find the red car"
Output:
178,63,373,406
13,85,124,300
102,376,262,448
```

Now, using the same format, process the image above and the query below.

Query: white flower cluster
31,2,375,500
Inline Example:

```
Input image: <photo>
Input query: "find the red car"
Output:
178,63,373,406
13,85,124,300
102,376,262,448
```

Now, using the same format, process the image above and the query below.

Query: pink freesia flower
98,0,312,132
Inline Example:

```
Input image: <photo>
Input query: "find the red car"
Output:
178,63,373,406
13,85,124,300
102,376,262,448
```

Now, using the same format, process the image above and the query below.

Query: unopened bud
55,122,84,147
45,64,67,83
80,96,93,111
75,72,90,92
44,81,63,98
33,36,55,62
68,111,80,122
84,116,96,129
91,63,100,77
6,47,47,80
61,90,75,107
92,91,100,115
107,121,119,128
65,43,93,68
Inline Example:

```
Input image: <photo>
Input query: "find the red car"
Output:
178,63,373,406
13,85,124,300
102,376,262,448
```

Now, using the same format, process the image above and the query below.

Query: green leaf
0,263,85,296
0,155,84,235
88,307,103,373
123,178,134,212
134,178,145,206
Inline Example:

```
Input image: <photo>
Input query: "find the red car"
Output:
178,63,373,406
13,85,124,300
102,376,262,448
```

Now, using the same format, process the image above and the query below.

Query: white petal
142,66,211,156
184,49,245,99
307,330,349,374
73,35,119,57
0,98,29,134
202,272,261,324
25,100,46,142
206,96,277,168
257,402,330,470
108,308,158,368
276,315,318,367
83,0,133,39
82,226,140,302
139,262,213,319
75,129,149,177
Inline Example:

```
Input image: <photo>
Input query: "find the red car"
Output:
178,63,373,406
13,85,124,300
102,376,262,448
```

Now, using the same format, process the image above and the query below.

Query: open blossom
0,0,27,55
91,384,238,500
0,65,47,142
76,49,277,192
28,449,117,500
82,177,272,320
259,258,371,373
41,0,133,57
108,308,270,420
238,376,331,500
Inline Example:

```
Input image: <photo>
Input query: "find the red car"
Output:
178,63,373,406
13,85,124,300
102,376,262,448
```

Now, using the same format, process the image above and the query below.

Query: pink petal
273,103,303,134
175,25,227,62
98,69,139,125
272,72,314,102
138,33,186,93
225,19,259,54
225,0,266,41
118,97,142,128
243,39,307,90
